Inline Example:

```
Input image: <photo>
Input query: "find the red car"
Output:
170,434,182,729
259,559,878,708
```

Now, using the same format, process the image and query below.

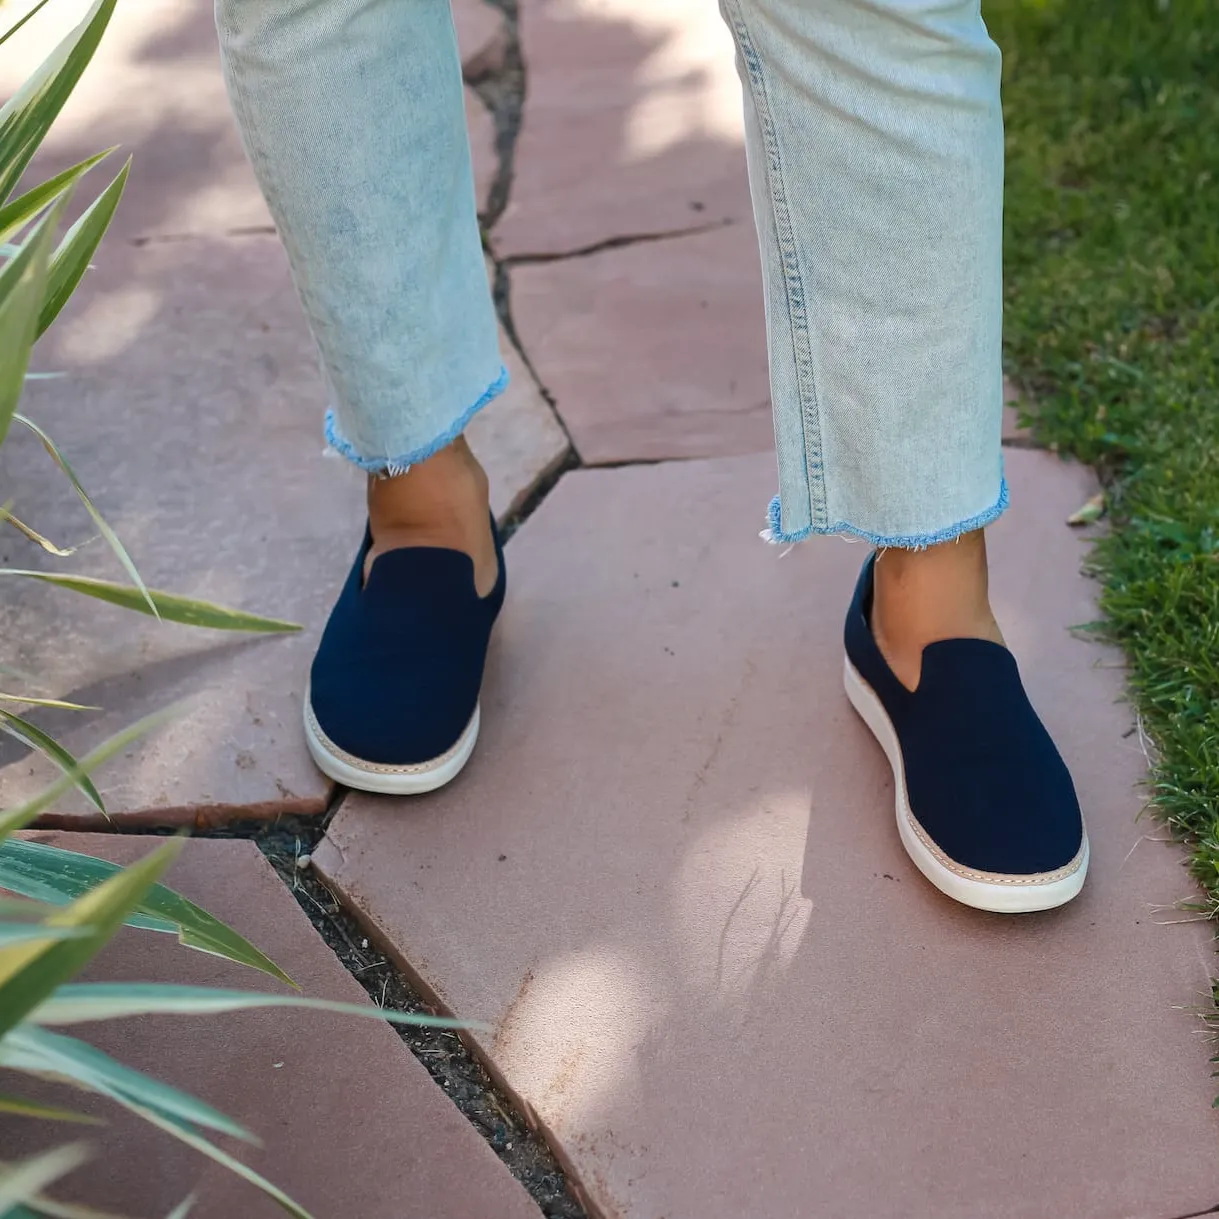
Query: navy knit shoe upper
308,520,505,768
844,555,1084,879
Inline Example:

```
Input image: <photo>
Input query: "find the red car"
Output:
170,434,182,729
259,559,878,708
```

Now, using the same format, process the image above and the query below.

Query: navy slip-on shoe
843,554,1088,913
303,519,506,795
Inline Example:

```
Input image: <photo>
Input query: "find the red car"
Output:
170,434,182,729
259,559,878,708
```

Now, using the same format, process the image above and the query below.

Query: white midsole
303,698,480,796
842,657,1087,913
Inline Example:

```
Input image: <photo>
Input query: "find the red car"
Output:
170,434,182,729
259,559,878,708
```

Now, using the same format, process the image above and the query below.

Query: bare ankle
364,436,497,595
368,437,487,528
871,530,1004,690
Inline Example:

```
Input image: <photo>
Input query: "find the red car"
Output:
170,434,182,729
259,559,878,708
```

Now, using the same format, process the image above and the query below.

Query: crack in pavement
129,224,278,246
501,218,735,267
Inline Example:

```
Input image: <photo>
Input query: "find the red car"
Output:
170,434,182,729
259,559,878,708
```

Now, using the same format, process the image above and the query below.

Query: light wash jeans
216,0,1006,548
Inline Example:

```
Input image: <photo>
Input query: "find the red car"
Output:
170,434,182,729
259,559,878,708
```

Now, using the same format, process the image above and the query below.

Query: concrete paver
3,0,273,243
2,832,542,1219
1,237,350,820
452,0,506,62
513,223,773,464
495,0,753,257
317,446,1219,1219
470,336,572,521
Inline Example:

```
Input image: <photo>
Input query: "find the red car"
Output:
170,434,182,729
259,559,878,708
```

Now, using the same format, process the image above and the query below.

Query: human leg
217,0,505,787
721,0,1086,910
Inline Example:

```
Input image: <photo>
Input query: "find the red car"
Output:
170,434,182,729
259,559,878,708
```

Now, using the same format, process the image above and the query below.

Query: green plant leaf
37,159,130,338
0,1094,101,1125
13,415,154,617
0,840,295,987
0,505,76,556
0,1144,90,1215
0,571,302,633
0,712,104,813
0,1025,254,1143
0,923,89,947
0,201,61,448
0,842,181,1036
0,150,111,249
0,694,96,713
0,0,118,205
0,707,171,839
164,1199,195,1219
31,983,477,1030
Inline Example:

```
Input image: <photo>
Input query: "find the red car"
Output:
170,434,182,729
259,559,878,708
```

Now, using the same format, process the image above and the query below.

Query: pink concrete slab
0,236,359,819
2,832,542,1219
5,0,275,243
469,332,571,521
494,0,753,257
317,447,1219,1219
452,0,507,64
511,223,773,464
467,88,499,217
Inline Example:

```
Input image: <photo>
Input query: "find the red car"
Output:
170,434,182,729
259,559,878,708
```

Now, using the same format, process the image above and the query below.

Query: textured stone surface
3,0,274,242
469,337,571,521
467,88,499,216
495,0,753,257
513,223,773,464
452,0,506,63
2,833,542,1219
317,447,1218,1219
0,237,351,819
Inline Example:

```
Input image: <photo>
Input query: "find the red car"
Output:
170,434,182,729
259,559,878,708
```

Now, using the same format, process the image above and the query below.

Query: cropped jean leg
721,0,1007,548
215,0,505,475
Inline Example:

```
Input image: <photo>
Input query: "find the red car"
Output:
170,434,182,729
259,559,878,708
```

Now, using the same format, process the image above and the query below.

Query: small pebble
295,853,312,870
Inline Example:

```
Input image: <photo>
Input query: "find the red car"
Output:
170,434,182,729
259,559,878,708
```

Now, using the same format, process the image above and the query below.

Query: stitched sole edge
843,657,1088,913
304,694,480,796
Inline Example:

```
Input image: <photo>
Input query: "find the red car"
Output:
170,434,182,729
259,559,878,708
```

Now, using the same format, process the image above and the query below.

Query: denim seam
324,363,509,475
722,2,828,532
764,476,1010,550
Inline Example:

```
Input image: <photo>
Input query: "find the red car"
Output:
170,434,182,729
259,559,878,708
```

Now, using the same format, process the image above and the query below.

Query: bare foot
365,435,498,597
870,529,1005,692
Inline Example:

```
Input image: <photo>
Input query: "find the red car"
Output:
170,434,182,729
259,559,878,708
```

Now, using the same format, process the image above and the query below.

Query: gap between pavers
315,445,1219,1219
2,831,543,1219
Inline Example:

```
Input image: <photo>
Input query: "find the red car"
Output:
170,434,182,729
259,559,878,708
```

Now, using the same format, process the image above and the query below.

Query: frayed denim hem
323,364,509,475
761,479,1010,550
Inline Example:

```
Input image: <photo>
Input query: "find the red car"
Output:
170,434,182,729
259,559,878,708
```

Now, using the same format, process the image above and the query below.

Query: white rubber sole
843,657,1088,913
303,692,480,795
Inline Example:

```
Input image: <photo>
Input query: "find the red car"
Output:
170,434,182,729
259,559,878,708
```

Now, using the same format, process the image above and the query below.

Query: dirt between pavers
250,820,587,1219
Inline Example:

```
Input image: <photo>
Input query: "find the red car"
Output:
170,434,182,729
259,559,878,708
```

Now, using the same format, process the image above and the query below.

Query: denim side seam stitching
766,475,1010,550
722,2,828,531
324,363,509,475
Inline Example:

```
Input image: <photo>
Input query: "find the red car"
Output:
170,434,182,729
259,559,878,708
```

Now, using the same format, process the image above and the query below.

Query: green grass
989,0,1219,900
